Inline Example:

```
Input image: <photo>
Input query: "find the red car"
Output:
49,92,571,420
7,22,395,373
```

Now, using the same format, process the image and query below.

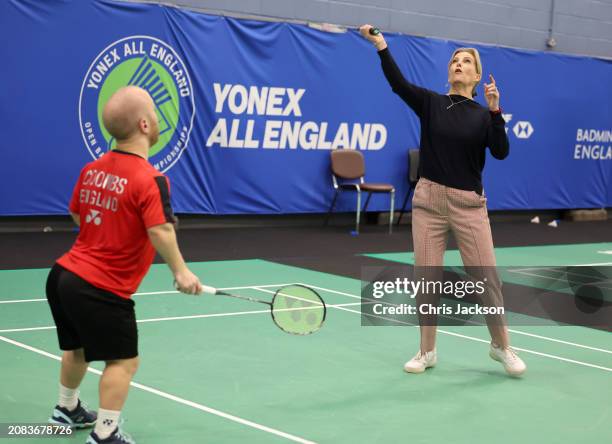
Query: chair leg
363,192,373,213
355,189,361,233
324,189,340,226
389,189,395,234
396,184,413,226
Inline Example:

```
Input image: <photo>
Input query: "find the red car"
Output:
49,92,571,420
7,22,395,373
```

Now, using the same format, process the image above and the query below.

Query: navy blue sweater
378,48,509,194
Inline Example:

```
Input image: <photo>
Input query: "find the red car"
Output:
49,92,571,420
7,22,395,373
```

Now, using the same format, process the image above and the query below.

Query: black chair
396,149,420,225
324,150,395,234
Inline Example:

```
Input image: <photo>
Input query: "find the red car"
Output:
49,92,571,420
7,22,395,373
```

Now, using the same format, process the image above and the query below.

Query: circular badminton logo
79,36,195,172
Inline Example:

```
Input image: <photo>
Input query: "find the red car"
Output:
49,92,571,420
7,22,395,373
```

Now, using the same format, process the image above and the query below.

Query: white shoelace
413,351,434,363
504,347,520,362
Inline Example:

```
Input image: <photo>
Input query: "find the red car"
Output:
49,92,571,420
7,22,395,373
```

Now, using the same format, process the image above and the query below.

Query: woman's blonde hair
448,47,482,97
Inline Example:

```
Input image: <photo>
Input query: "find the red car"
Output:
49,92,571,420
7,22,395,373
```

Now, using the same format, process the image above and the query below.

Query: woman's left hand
484,74,500,112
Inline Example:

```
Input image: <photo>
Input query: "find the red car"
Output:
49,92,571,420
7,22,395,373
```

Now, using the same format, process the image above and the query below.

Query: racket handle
369,27,381,36
173,280,217,295
201,285,217,295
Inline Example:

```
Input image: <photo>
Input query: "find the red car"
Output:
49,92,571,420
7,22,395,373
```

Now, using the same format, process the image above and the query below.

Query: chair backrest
408,149,420,184
330,150,365,180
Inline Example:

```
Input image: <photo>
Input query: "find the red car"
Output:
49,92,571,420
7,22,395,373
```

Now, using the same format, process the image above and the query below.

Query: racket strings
271,285,326,335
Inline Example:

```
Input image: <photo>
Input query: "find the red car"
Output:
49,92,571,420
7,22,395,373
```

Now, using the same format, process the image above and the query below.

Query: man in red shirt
46,86,202,444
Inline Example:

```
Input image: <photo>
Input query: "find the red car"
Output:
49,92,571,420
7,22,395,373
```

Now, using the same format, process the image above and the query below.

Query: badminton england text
206,83,387,150
573,129,612,160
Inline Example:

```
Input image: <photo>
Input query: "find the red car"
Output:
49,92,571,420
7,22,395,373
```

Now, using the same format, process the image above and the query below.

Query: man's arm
147,223,202,294
70,212,80,226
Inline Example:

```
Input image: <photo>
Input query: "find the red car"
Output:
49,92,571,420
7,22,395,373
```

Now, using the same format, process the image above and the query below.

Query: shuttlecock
547,220,559,228
530,216,540,224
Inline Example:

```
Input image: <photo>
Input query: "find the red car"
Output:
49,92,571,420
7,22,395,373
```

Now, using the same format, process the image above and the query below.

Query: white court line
505,329,612,355
555,263,611,267
508,266,612,280
330,305,612,373
0,335,316,444
136,309,270,324
0,298,45,304
298,283,612,365
0,302,361,333
511,263,612,270
205,286,612,356
510,265,612,272
9,282,607,358
138,302,358,324
3,282,609,367
0,283,295,304
572,263,612,267
507,269,612,290
0,326,57,333
290,285,360,300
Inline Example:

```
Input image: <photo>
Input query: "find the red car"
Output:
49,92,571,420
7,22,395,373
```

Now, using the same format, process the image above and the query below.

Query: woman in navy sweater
360,25,526,377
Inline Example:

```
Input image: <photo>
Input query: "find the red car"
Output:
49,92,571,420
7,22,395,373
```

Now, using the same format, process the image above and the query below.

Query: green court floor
1,255,611,443
365,242,612,304
364,242,612,267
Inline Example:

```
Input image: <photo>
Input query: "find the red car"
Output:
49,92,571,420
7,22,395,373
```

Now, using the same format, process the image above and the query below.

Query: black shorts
46,263,138,362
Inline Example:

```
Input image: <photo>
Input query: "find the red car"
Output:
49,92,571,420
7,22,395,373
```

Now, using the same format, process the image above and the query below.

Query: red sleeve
138,175,175,228
68,167,86,214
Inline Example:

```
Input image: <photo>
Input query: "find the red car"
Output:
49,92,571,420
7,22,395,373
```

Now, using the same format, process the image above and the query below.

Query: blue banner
0,0,611,215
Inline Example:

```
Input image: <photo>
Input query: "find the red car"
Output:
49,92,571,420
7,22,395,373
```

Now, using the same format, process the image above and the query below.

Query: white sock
94,409,121,439
58,384,79,411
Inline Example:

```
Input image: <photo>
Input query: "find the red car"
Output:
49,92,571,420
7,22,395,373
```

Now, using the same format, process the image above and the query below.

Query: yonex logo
85,210,102,225
513,121,534,139
79,36,196,172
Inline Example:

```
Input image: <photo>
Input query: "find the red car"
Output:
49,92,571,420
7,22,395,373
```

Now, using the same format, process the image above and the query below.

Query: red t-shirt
57,150,174,299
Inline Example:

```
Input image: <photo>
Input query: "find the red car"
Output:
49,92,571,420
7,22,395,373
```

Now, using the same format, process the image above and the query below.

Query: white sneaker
489,343,526,376
403,349,437,373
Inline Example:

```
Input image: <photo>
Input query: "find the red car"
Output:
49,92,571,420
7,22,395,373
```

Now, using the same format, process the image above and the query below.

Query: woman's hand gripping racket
359,25,386,51
175,282,326,335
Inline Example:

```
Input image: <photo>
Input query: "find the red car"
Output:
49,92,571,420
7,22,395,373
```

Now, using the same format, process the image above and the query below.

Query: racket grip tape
173,280,217,295
201,285,217,295
369,27,381,36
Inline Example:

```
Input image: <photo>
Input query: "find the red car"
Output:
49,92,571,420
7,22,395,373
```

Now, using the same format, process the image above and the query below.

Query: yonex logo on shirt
85,209,102,226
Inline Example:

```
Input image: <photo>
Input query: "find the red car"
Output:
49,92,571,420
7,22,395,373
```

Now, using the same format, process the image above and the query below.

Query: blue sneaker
86,428,135,444
49,399,97,428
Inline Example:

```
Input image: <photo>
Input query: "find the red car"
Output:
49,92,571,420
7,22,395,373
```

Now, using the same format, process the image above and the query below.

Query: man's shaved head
102,86,159,145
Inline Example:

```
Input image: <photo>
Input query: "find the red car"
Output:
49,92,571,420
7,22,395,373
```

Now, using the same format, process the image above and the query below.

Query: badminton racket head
271,285,326,335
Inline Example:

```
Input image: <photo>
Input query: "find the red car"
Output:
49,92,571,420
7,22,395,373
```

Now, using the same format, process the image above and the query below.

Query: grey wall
133,0,612,59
